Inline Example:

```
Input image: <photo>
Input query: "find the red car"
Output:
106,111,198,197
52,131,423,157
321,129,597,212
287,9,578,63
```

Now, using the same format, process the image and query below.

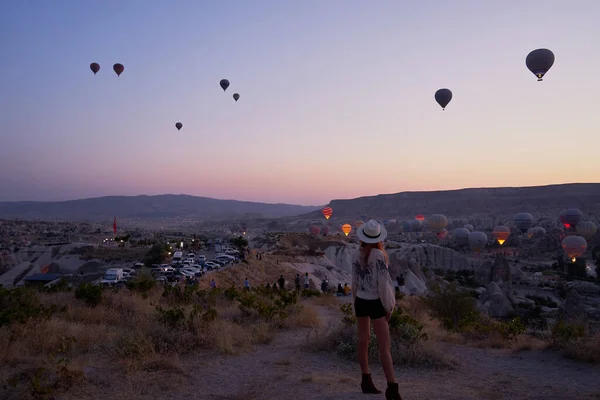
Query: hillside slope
298,183,600,220
0,194,320,221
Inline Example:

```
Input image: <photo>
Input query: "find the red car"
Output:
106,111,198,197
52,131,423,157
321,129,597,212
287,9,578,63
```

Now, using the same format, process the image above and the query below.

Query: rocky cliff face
321,242,485,276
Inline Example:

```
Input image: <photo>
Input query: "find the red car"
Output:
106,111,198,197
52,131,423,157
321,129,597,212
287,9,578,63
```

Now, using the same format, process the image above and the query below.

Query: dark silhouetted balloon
233,93,240,101
113,63,124,77
220,79,230,91
526,49,555,81
90,63,100,75
514,213,534,233
576,221,597,239
559,209,582,229
435,88,452,110
453,228,470,244
175,122,183,131
468,231,488,252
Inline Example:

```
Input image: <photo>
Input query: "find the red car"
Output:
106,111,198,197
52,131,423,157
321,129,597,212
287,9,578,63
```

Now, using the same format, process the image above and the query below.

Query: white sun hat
356,219,387,243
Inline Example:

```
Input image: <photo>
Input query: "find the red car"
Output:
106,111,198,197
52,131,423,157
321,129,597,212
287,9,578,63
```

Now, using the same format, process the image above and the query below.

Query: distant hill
298,183,600,220
0,195,321,221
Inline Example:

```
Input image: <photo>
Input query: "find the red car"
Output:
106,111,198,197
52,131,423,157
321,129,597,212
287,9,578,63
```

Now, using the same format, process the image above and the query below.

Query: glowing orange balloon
322,207,333,220
492,225,511,246
342,224,352,236
415,214,425,222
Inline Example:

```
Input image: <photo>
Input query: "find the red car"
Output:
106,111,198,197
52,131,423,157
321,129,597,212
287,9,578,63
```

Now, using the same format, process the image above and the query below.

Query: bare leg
357,316,371,374
372,317,396,383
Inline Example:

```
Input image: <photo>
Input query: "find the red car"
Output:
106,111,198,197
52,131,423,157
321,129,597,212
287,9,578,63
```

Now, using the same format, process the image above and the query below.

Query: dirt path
67,297,600,400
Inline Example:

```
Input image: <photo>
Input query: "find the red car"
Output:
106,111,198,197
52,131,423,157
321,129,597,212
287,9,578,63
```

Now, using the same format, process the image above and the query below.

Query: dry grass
198,256,292,289
0,280,321,399
561,333,600,364
311,294,340,309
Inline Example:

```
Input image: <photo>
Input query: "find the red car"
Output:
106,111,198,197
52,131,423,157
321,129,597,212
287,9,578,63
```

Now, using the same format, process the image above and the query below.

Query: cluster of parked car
151,250,241,283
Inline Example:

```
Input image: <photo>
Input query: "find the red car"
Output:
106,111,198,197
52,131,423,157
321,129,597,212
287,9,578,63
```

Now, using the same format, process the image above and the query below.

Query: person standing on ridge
352,220,402,400
304,273,310,290
244,278,250,291
396,274,405,295
294,274,301,295
278,275,285,290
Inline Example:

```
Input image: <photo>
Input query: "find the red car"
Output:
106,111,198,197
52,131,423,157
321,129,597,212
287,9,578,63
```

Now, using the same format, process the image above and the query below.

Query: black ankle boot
385,382,402,400
360,373,381,394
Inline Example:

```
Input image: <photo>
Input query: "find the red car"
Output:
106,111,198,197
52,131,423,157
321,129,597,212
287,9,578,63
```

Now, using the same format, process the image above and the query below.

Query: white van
101,268,124,285
173,251,183,262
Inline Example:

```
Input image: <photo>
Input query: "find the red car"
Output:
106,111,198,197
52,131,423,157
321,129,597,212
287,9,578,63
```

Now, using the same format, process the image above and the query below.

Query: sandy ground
63,296,600,400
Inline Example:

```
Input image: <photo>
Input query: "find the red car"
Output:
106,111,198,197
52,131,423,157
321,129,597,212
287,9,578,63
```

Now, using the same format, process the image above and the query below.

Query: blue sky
1,0,599,205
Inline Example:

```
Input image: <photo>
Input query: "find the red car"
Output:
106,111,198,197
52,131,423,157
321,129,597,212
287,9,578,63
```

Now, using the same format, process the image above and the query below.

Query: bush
551,320,586,347
0,286,57,326
74,283,102,307
423,283,479,331
313,303,450,369
301,288,322,298
424,283,525,342
125,274,156,298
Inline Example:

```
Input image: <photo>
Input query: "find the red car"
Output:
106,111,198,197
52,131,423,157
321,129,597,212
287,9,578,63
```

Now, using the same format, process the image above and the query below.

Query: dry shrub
209,319,253,354
0,318,117,364
251,322,276,344
561,333,600,364
306,310,454,370
312,294,339,309
278,304,321,330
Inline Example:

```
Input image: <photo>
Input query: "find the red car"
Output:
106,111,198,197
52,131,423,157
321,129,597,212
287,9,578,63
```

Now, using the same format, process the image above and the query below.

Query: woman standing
352,219,402,400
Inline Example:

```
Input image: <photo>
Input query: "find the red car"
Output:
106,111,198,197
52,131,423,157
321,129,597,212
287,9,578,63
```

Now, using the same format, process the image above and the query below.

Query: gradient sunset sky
1,0,599,206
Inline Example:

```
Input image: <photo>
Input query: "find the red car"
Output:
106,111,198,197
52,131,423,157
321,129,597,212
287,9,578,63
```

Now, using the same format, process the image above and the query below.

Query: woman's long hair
359,241,389,267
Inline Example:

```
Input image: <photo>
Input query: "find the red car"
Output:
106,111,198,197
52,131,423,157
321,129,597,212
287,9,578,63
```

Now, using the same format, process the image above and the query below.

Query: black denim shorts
354,297,386,320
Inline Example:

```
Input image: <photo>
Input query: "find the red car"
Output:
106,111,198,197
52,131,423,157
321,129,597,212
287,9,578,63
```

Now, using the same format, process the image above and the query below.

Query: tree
143,243,169,267
231,236,248,253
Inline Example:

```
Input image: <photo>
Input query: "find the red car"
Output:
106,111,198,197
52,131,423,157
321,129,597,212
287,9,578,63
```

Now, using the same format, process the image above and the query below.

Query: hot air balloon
526,49,555,81
427,214,448,232
355,221,364,229
233,93,240,101
322,207,333,220
561,235,587,262
175,122,183,131
310,225,321,236
241,222,247,234
435,88,452,110
436,229,448,239
342,224,352,236
576,221,597,239
453,228,470,244
527,226,546,238
90,63,100,75
415,214,425,222
322,226,330,236
409,219,422,232
468,231,488,253
113,63,124,77
492,225,511,246
464,224,474,232
514,213,534,233
559,209,582,229
383,219,389,227
220,79,230,91
402,221,412,232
